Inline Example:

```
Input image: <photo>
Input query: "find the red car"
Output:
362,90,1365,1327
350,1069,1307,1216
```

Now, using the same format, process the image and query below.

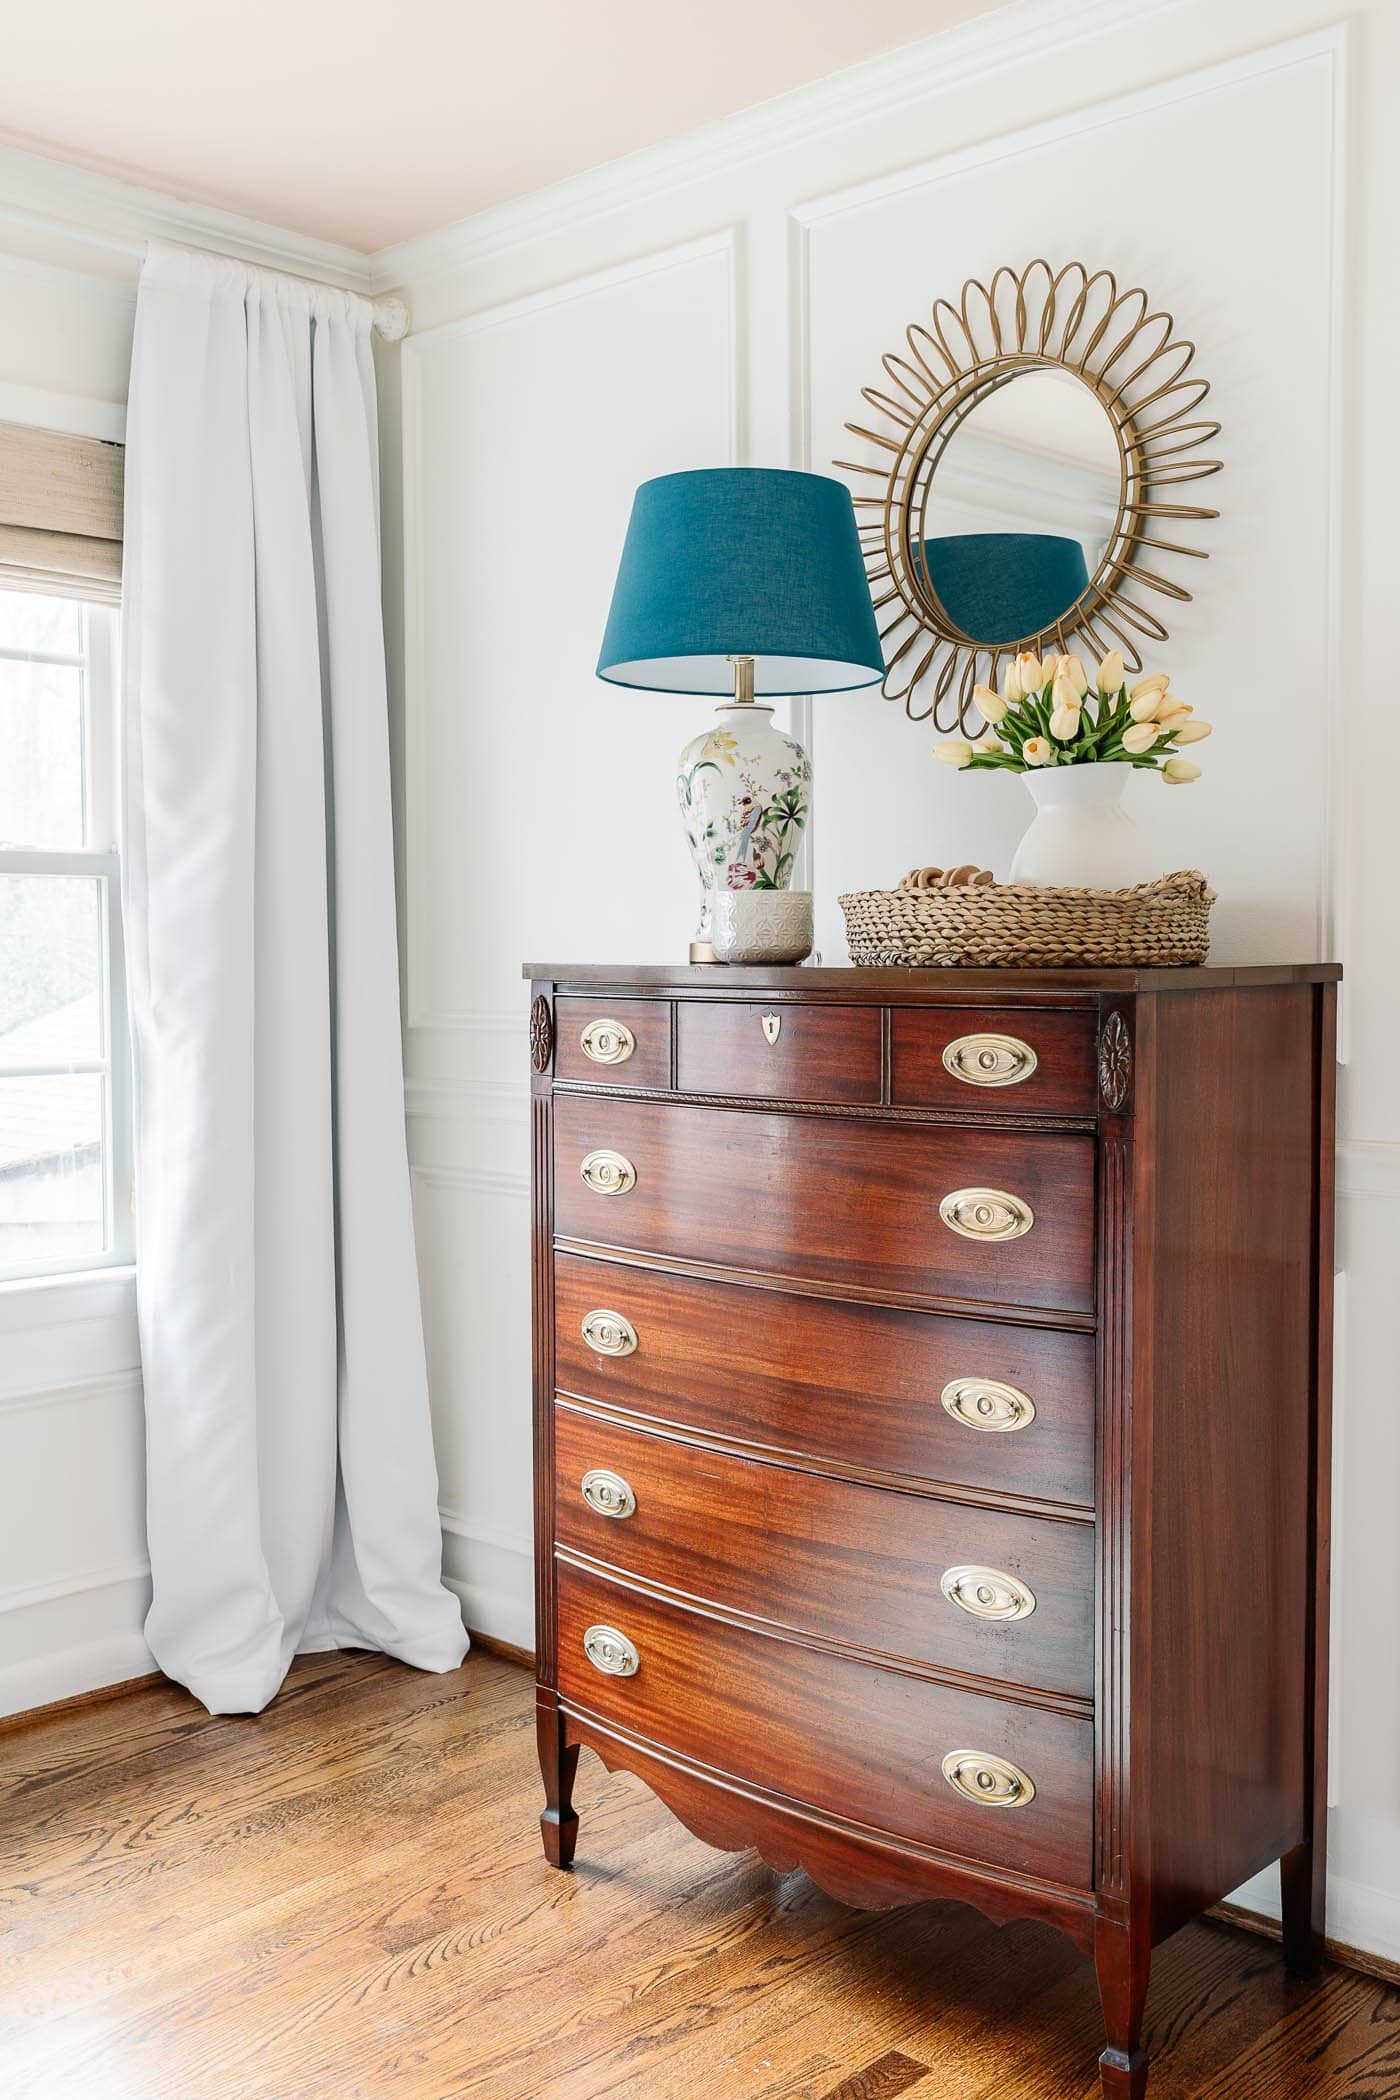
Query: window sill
0,1263,136,1335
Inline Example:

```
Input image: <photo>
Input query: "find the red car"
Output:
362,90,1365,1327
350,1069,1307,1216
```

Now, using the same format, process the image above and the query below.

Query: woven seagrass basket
839,870,1214,969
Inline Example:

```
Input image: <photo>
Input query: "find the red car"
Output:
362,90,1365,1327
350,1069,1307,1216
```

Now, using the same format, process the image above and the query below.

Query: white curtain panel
122,243,468,1714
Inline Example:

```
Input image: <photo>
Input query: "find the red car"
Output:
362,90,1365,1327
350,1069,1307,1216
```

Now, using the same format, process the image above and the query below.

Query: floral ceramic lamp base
677,696,811,964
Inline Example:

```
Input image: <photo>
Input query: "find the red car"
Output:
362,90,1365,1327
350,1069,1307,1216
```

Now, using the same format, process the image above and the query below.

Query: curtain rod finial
372,297,410,343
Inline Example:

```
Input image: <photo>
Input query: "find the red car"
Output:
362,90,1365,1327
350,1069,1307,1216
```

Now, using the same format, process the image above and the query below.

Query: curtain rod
1,201,409,338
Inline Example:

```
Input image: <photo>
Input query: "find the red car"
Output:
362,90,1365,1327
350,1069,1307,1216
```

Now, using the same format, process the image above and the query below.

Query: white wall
0,152,375,1716
381,0,1400,1959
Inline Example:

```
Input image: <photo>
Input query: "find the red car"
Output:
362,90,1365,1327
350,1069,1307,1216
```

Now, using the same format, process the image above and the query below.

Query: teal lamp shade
920,532,1090,646
597,468,884,695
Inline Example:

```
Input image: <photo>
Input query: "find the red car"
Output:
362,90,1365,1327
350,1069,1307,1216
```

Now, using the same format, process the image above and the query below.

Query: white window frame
0,595,133,1282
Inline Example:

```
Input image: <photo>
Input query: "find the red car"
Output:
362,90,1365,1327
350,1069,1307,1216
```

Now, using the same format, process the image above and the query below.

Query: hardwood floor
1,1651,1395,2099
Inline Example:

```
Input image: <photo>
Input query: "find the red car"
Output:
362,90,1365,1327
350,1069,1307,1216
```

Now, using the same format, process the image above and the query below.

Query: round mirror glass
914,367,1121,647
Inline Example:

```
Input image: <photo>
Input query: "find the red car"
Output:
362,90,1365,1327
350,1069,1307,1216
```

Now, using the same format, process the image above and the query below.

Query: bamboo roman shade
0,420,123,601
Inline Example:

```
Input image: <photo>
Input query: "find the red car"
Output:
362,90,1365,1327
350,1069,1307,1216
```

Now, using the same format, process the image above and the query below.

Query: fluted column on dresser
529,984,577,1867
1093,998,1150,2100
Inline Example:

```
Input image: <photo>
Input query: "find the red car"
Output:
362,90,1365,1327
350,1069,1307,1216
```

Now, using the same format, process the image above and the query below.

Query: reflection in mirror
915,368,1121,646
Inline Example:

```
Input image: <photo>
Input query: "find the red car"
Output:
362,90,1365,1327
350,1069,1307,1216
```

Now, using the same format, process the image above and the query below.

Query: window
0,587,131,1279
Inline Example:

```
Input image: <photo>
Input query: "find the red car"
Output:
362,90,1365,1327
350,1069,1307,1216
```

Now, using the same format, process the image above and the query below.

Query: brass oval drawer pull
940,1564,1037,1622
941,1377,1037,1434
939,1187,1034,1242
942,1749,1036,1809
579,1148,636,1196
942,1032,1038,1088
580,1468,636,1520
580,1017,636,1066
582,1623,639,1677
581,1309,638,1357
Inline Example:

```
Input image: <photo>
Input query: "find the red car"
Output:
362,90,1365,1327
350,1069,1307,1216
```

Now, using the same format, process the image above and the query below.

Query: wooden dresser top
526,962,1340,996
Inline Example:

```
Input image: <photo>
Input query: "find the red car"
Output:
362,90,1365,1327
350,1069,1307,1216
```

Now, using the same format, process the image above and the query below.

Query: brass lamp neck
727,654,755,705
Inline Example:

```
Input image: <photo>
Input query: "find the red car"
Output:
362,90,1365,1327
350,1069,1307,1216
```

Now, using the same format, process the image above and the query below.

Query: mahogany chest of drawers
526,963,1338,2098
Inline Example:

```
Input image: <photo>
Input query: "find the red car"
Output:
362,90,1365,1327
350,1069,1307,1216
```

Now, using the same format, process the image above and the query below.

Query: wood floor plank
523,1888,990,2100
1190,1965,1400,2100
0,1651,395,1805
0,1660,524,1959
0,1652,502,1878
5,1750,639,2085
348,1830,892,2100
817,2055,935,2100
10,1768,752,2098
0,1651,1391,2099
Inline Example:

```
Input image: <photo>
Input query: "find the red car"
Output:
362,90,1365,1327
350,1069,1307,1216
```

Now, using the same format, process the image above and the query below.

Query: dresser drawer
675,1001,881,1104
891,1007,1098,1117
555,1407,1094,1697
554,997,671,1089
557,1562,1093,1888
554,1254,1095,1508
554,1095,1095,1316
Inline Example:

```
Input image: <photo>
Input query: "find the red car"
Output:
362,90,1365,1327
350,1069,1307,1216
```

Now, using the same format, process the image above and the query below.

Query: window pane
0,588,83,656
0,1072,104,1267
0,875,102,1063
0,659,85,848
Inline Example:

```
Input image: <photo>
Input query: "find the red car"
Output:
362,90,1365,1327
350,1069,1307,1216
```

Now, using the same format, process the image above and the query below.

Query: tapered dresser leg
537,1693,579,1870
1095,1916,1151,2098
1280,1838,1326,1978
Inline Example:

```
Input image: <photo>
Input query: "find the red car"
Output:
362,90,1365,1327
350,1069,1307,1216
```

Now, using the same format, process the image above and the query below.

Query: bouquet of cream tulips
934,651,1210,783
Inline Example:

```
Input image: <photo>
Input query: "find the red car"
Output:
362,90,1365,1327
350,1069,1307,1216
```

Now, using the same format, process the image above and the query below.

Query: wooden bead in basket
897,865,996,892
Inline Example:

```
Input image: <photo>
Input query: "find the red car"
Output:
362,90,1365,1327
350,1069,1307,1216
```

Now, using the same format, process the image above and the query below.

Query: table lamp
597,467,884,960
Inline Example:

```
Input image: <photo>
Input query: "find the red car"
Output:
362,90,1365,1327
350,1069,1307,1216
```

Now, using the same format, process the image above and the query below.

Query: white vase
676,702,811,946
1008,764,1157,889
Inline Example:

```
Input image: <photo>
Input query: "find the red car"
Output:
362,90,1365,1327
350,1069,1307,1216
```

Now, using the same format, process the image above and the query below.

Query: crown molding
368,0,1178,293
0,138,375,291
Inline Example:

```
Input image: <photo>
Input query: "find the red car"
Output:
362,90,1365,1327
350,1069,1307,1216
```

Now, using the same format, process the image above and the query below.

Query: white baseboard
0,1627,155,1720
441,1527,534,1653
1229,1863,1400,1969
0,1562,153,1720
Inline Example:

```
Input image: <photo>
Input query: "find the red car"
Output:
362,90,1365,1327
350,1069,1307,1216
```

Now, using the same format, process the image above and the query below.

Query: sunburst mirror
835,259,1221,731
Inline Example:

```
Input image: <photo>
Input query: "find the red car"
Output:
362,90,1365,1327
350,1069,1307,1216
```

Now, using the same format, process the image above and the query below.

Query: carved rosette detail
1099,1011,1132,1112
529,995,553,1074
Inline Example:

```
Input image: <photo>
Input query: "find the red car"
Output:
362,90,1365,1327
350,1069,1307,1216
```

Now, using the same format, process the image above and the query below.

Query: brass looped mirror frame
835,259,1222,732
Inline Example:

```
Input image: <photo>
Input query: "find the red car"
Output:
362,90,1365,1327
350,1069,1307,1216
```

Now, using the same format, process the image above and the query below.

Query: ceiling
0,1,1005,253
